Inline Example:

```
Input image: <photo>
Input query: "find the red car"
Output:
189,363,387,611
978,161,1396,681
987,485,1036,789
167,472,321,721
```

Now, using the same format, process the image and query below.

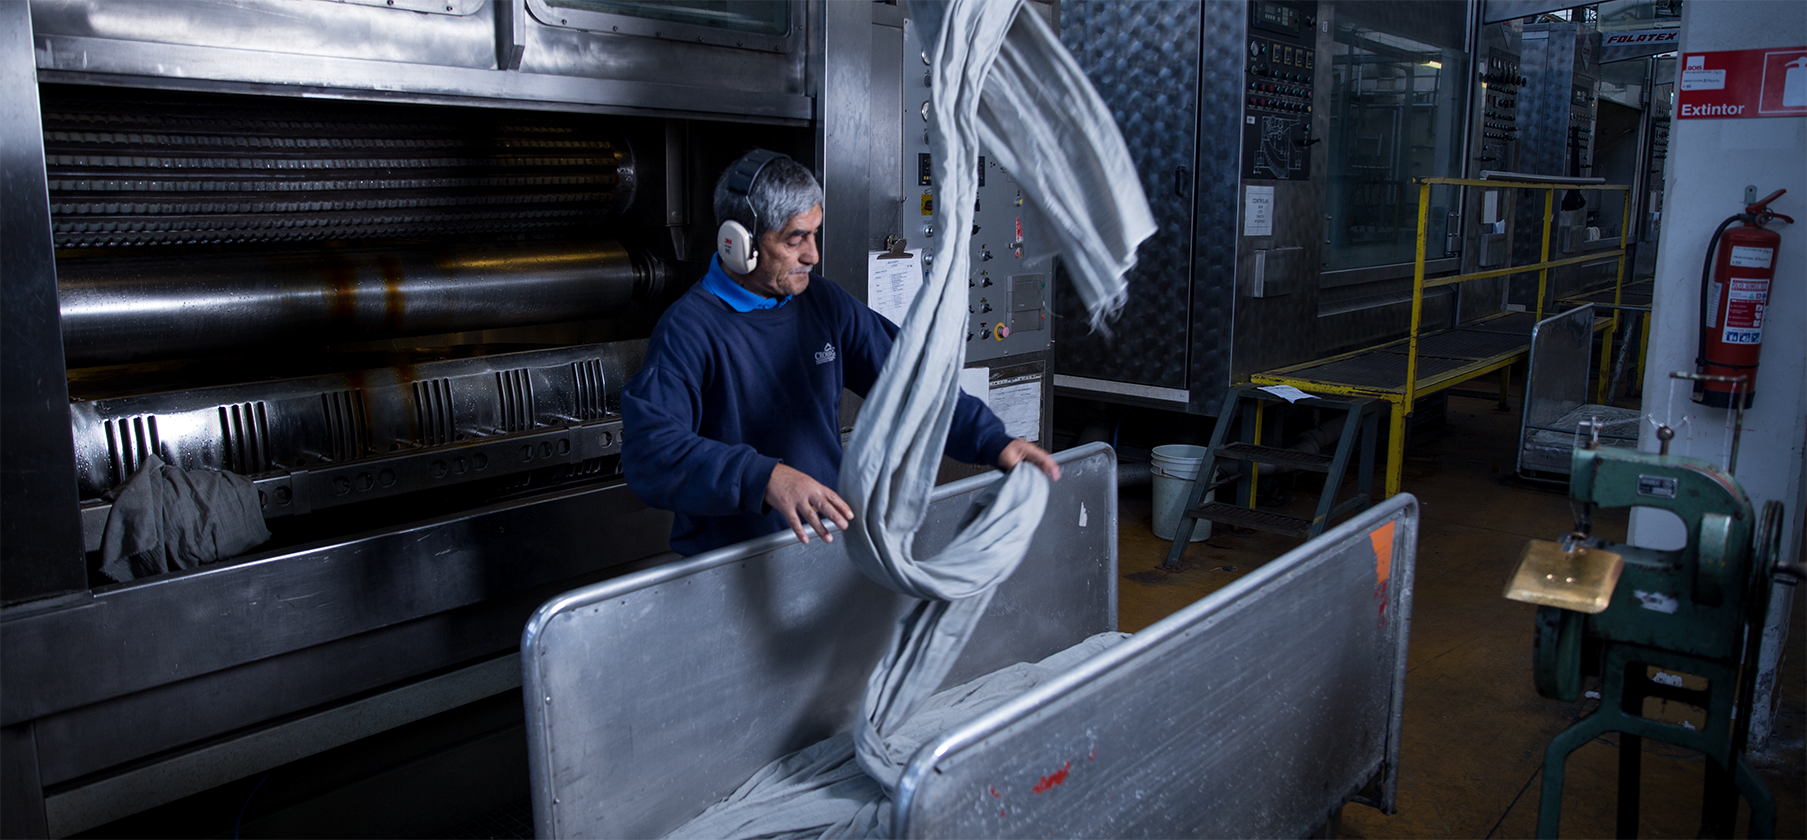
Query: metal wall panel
867,6,905,261
895,493,1419,838
522,444,1119,840
1054,0,1200,391
818,0,876,288
1,0,86,604
28,0,810,122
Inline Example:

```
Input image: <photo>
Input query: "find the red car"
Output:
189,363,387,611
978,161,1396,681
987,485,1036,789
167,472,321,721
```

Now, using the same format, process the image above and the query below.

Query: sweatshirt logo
814,342,837,365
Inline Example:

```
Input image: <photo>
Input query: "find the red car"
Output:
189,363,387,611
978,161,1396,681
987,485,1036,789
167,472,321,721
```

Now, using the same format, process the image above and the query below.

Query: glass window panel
542,0,789,36
1596,0,1685,31
1325,18,1469,271
1599,56,1649,108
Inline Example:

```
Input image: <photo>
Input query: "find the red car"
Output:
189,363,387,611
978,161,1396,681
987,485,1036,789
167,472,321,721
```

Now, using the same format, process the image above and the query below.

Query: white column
1633,0,1807,748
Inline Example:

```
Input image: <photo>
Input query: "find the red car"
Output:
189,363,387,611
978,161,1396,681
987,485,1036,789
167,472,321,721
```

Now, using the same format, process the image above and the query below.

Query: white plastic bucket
1151,444,1212,542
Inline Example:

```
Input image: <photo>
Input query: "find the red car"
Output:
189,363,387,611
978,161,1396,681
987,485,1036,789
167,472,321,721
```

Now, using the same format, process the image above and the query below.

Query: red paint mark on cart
999,809,1008,817
989,786,1000,798
1088,748,1096,761
1032,762,1071,794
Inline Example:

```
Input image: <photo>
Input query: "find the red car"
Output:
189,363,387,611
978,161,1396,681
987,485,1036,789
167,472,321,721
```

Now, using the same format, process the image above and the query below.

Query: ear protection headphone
716,149,789,275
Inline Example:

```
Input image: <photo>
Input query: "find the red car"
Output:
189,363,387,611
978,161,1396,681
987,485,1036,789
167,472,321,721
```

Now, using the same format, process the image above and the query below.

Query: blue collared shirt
700,254,792,312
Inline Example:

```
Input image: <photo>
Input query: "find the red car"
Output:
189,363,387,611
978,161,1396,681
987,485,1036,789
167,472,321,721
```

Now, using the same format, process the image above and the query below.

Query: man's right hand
765,463,853,544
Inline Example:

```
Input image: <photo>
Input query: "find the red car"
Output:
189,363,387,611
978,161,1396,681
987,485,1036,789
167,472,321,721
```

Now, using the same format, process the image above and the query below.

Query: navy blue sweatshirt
621,263,1014,555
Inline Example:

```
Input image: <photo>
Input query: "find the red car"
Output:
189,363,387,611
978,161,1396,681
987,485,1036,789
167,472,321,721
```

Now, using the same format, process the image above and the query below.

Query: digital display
1254,2,1299,34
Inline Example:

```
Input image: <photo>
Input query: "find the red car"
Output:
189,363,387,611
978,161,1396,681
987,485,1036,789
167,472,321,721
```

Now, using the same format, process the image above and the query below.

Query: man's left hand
997,439,1060,481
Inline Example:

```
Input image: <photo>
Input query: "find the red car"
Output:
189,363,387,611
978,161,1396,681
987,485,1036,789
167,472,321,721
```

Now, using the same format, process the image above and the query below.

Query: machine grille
572,359,608,421
105,415,162,484
40,86,629,251
496,369,536,434
321,390,370,464
218,402,271,476
413,379,457,447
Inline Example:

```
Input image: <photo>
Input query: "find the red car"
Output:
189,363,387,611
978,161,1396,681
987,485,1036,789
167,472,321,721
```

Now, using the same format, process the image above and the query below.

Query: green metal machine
1505,436,1794,838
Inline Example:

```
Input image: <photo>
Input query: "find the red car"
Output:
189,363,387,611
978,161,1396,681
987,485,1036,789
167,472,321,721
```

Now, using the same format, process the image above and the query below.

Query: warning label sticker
1729,245,1774,268
1722,277,1769,344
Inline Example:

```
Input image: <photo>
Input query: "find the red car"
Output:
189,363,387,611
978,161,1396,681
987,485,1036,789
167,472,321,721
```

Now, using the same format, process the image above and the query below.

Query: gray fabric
99,453,272,583
660,4,1150,837
838,0,1154,794
666,632,1130,840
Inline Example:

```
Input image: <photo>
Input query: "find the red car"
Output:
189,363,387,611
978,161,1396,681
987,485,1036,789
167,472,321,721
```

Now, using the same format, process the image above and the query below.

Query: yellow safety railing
1255,176,1631,498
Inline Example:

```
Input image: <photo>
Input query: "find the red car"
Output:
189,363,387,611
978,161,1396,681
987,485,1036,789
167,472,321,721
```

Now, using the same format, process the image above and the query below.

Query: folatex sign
1599,28,1677,63
1677,46,1807,119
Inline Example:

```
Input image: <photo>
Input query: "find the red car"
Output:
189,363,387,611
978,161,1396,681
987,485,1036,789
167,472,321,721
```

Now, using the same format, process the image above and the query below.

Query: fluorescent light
1423,60,1443,69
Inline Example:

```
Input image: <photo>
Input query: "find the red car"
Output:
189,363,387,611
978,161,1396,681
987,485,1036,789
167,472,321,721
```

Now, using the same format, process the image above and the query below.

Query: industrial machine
0,1,919,834
1048,0,1333,414
901,12,1053,453
524,444,1419,838
1461,31,1527,278
1505,438,1795,838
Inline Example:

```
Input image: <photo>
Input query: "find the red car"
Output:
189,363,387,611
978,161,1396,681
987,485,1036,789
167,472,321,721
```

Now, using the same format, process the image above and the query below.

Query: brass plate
1504,539,1625,614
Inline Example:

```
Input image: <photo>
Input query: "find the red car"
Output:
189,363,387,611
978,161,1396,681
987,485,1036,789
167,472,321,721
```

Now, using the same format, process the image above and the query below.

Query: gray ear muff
715,149,789,275
717,219,758,275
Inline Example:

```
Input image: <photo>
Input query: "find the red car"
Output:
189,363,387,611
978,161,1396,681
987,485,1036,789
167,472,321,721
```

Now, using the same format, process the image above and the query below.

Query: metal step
1189,502,1315,538
1216,442,1334,472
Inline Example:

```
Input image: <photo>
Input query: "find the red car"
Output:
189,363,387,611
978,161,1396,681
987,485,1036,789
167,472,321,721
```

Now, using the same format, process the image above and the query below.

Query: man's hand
765,463,853,544
997,439,1060,481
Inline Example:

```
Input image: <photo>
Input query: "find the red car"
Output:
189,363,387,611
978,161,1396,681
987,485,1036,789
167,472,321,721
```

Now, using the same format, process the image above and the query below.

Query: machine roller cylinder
58,241,664,365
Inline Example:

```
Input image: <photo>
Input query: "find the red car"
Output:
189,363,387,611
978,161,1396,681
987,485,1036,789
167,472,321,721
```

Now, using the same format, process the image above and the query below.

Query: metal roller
58,241,666,365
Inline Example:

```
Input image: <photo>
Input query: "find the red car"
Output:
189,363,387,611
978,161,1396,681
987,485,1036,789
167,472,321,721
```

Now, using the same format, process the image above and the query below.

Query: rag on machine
668,0,1154,836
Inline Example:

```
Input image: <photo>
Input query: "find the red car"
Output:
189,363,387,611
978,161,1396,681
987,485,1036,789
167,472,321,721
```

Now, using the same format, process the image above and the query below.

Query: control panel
1568,83,1596,176
1465,48,1526,270
903,20,1051,363
1477,50,1525,169
1242,0,1320,180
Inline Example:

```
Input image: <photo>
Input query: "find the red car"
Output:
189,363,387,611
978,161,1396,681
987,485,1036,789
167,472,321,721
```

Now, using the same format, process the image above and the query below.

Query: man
621,150,1058,555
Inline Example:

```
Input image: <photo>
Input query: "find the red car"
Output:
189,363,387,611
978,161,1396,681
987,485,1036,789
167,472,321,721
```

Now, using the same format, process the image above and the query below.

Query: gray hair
713,154,822,238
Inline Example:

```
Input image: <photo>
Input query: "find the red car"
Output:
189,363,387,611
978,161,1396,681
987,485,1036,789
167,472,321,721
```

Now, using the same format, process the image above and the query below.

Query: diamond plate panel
1187,0,1250,412
1054,0,1200,390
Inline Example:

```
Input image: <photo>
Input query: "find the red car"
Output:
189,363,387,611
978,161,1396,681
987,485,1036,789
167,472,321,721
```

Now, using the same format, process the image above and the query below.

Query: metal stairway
1161,387,1379,570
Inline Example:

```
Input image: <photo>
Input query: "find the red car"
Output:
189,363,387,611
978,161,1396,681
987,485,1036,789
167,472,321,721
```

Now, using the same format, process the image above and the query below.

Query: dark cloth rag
99,453,272,582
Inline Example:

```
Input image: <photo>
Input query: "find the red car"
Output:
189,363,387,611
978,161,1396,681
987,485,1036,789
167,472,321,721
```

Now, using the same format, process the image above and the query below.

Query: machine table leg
1,723,47,838
1537,714,1612,838
1735,756,1777,839
1616,733,1641,838
1385,400,1406,498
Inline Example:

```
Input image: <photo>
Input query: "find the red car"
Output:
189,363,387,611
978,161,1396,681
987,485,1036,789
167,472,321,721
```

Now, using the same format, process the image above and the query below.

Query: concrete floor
1113,381,1805,839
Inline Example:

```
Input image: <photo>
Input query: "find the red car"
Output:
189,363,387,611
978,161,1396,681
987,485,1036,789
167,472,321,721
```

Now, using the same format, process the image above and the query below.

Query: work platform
1255,311,1554,497
1254,176,1633,497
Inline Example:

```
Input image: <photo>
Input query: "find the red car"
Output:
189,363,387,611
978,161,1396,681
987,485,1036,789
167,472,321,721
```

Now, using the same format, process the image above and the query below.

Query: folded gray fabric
99,453,272,583
665,632,1130,840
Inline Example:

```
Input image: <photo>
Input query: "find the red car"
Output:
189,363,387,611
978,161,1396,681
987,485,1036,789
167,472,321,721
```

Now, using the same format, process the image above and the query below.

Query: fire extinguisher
1696,189,1793,408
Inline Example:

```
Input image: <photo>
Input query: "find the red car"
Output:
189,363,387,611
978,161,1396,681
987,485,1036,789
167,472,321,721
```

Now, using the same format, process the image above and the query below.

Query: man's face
732,204,822,298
